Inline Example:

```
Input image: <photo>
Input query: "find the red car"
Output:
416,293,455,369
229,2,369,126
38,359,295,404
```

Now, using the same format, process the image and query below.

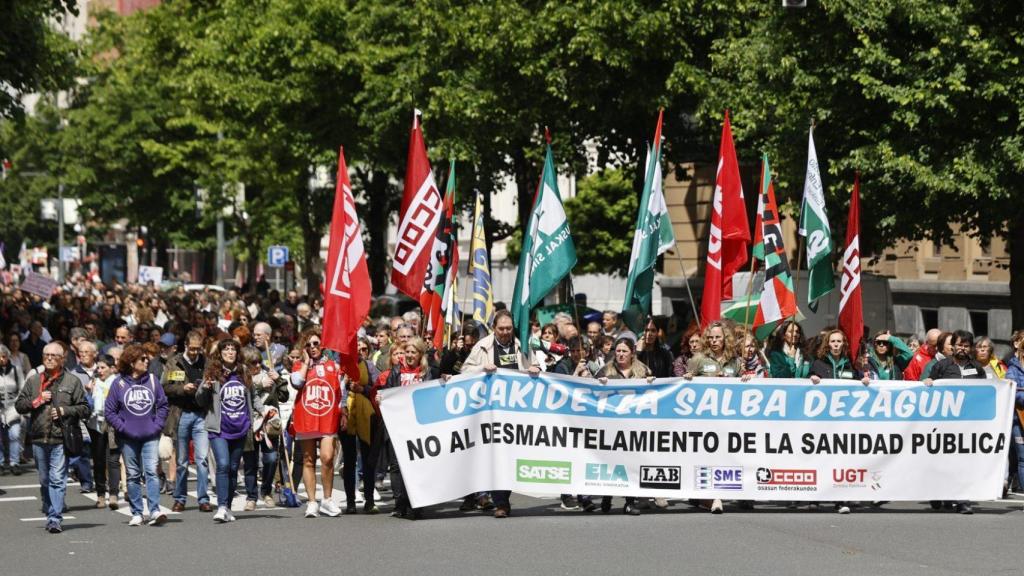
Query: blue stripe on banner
411,372,997,425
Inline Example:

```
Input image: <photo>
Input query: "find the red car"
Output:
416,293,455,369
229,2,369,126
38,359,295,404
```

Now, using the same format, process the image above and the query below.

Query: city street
2,470,1024,576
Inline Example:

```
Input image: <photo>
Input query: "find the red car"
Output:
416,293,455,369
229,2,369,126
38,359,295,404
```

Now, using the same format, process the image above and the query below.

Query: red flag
839,173,864,360
701,110,750,325
391,111,443,300
322,147,372,381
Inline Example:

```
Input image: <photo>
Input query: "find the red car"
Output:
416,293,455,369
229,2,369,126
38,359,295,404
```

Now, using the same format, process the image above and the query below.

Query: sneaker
582,499,597,513
600,497,612,514
96,497,107,509
46,521,63,534
624,503,641,516
710,499,724,514
109,497,120,511
128,515,144,527
494,506,510,519
225,509,236,522
836,504,851,514
244,500,257,512
262,495,276,508
319,499,342,517
213,507,229,523
345,503,357,514
653,497,669,509
363,504,379,514
148,512,168,526
80,486,95,494
958,503,974,515
560,495,580,510
304,502,320,518
12,465,23,476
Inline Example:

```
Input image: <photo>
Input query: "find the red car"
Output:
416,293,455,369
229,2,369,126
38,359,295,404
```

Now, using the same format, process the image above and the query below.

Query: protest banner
19,270,59,299
380,370,1012,507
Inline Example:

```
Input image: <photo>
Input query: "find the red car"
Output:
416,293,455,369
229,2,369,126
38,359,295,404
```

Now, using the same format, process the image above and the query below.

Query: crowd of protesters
1,276,1022,533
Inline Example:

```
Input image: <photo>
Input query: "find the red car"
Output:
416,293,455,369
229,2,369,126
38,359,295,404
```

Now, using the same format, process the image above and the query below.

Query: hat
158,333,177,347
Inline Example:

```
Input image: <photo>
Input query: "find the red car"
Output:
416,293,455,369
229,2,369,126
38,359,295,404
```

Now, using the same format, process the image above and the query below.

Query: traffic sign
267,245,289,268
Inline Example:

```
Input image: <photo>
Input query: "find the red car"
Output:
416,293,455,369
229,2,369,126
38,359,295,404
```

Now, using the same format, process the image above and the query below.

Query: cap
158,333,177,347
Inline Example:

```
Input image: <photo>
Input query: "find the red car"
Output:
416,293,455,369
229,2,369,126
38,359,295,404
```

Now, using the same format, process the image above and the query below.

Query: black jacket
15,370,90,445
927,357,987,380
809,356,863,380
638,345,675,378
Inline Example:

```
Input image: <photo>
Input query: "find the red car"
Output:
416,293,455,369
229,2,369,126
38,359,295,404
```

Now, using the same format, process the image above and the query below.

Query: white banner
379,370,1013,508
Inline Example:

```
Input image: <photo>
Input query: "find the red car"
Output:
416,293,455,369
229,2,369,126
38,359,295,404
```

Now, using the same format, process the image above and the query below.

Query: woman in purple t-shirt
196,339,258,523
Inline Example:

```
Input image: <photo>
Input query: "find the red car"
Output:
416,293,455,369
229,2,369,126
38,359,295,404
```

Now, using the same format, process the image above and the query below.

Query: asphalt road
2,472,1024,576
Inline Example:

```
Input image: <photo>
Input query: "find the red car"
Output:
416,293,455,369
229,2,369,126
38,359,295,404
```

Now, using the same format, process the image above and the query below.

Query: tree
0,0,79,118
702,1,1024,327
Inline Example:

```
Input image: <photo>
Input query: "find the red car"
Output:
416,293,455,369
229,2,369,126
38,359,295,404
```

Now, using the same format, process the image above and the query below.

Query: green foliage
507,168,637,276
0,0,79,118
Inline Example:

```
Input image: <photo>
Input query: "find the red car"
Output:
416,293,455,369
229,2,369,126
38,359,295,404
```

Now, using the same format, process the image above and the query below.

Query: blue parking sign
267,245,289,268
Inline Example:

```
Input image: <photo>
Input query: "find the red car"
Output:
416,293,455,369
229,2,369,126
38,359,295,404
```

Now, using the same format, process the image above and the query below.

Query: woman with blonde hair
684,321,742,379
974,336,1007,379
372,337,438,519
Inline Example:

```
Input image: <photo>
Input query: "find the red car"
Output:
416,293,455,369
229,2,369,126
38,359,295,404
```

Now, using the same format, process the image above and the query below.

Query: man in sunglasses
161,330,213,512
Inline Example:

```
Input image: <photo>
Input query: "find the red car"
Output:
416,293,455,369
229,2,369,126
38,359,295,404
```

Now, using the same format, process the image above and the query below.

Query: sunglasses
874,340,890,346
306,341,321,348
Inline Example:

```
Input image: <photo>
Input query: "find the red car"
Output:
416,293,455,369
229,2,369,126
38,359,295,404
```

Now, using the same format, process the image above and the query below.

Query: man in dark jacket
15,342,91,533
161,330,212,512
924,329,985,515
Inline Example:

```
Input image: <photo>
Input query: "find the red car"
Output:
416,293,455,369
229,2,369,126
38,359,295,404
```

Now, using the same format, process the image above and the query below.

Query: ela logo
639,466,681,490
585,463,628,483
516,460,571,484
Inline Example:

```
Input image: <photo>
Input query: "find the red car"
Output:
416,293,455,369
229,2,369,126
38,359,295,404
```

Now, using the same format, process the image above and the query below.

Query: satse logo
516,459,571,484
639,466,681,490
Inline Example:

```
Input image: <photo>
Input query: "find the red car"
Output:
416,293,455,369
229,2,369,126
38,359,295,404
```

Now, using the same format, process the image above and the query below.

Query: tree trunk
358,168,392,294
512,148,537,237
294,172,321,294
1011,223,1024,330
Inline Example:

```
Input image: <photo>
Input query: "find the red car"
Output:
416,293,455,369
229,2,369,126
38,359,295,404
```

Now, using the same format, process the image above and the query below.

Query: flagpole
791,118,813,319
668,249,702,327
741,251,758,329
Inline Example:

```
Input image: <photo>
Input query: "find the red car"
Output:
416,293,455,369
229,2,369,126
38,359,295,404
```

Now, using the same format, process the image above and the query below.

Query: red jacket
903,346,935,381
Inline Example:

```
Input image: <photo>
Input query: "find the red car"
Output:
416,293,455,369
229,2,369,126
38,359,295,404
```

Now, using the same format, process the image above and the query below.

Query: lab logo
695,466,743,491
639,466,681,490
516,459,572,484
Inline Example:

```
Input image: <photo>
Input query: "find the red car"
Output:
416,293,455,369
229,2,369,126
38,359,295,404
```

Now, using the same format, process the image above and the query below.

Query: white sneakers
653,498,669,509
304,502,320,518
710,499,724,514
319,499,342,517
148,512,168,526
213,506,236,522
837,505,851,514
128,515,143,527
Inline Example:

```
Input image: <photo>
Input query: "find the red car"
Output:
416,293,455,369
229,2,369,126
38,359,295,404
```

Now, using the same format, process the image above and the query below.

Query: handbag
61,414,85,457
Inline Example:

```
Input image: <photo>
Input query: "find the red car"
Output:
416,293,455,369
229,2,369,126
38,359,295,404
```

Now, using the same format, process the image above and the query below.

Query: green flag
512,143,577,348
798,126,835,309
622,111,675,333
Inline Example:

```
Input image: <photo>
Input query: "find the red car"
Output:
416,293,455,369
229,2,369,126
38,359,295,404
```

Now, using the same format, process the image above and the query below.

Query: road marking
79,492,179,517
21,516,77,522
0,496,37,502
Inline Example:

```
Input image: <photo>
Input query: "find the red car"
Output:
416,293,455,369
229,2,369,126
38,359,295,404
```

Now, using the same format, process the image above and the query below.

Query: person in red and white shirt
290,328,347,519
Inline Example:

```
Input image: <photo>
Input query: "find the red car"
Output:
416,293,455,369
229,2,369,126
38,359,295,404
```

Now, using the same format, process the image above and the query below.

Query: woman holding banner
372,337,438,520
866,331,914,381
596,337,654,515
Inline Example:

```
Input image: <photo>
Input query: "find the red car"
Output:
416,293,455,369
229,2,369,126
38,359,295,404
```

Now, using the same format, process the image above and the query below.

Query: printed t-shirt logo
302,377,335,417
125,385,155,416
221,382,246,416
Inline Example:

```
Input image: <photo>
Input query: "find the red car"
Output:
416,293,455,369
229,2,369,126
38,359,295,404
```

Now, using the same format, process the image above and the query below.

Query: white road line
20,516,77,522
0,496,37,502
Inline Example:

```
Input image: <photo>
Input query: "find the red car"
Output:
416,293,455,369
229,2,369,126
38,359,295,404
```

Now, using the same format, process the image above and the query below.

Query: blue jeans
1,419,23,466
210,436,244,509
174,410,210,504
121,437,161,517
33,443,67,524
1013,422,1024,488
242,439,281,500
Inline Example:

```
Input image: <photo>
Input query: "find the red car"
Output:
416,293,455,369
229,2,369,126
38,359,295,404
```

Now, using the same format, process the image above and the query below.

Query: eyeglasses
43,353,64,360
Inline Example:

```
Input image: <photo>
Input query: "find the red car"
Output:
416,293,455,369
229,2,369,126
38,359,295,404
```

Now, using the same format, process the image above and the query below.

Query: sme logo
695,466,743,491
516,459,572,484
